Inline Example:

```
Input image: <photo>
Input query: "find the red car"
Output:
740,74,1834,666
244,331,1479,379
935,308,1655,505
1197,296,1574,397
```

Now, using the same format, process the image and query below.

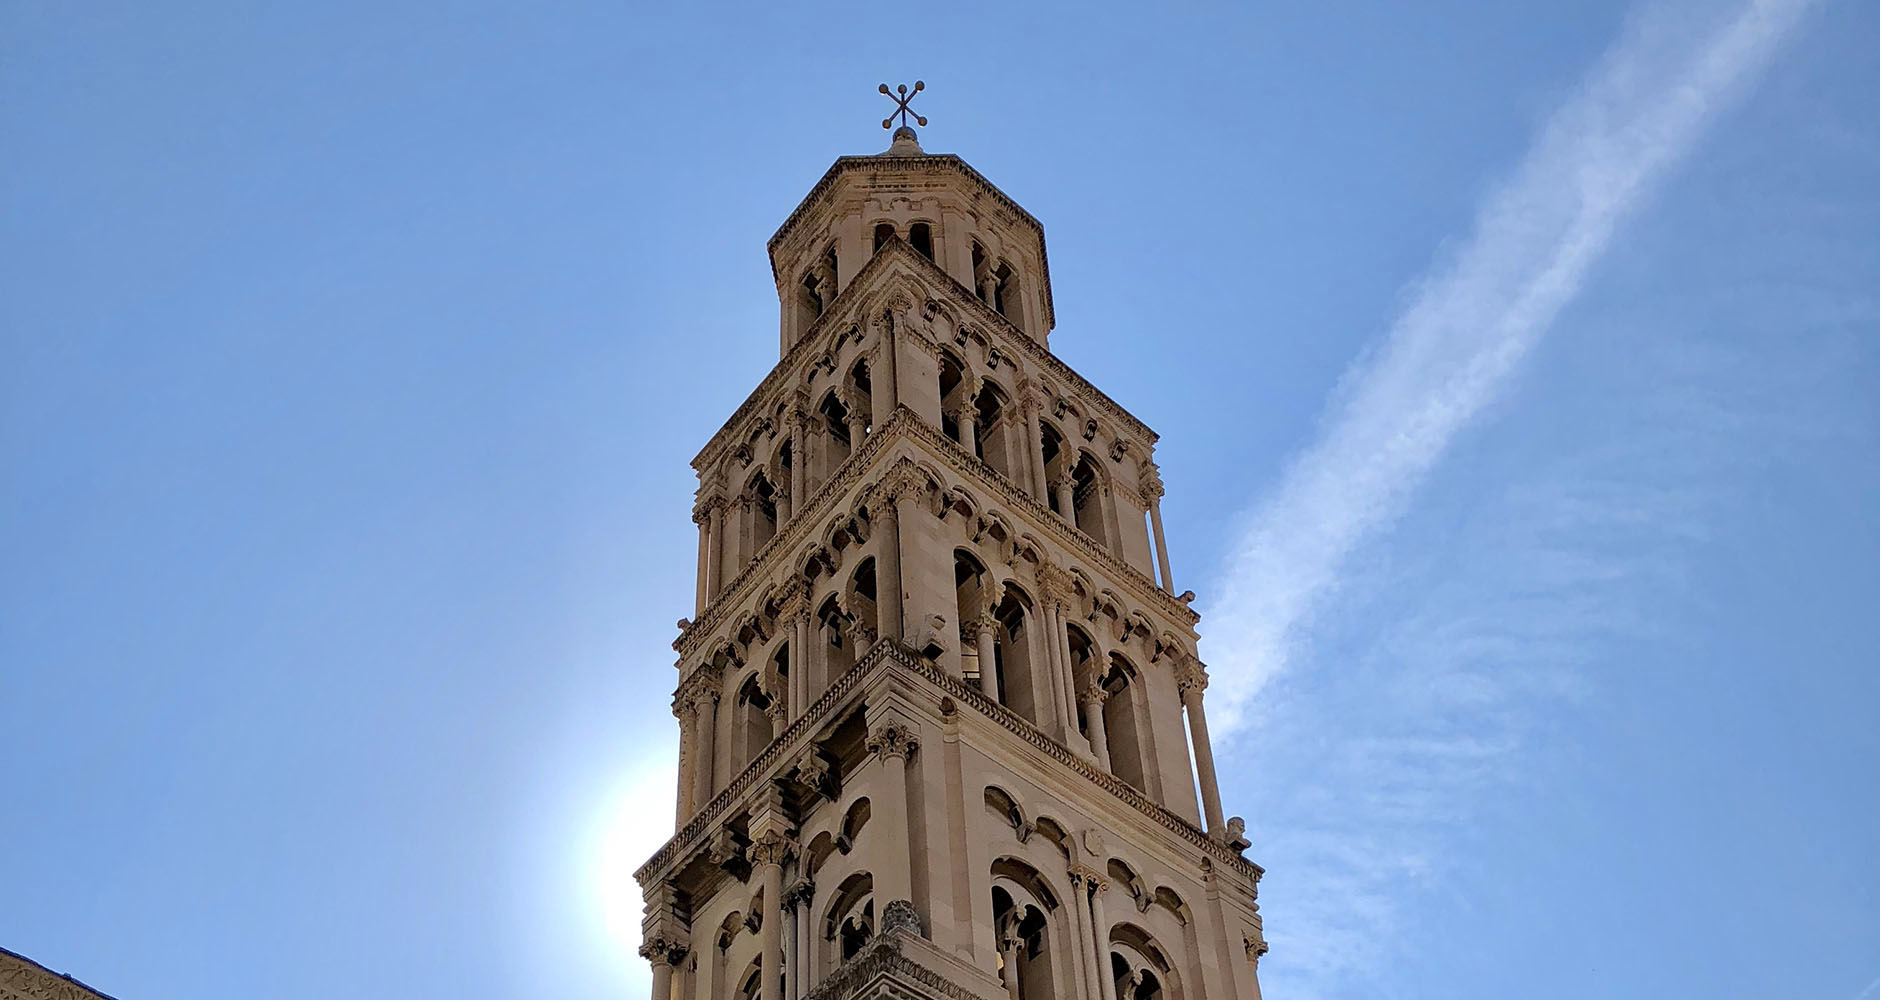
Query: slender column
790,600,811,720
777,486,792,524
1053,477,1076,523
693,509,711,615
957,406,978,456
787,880,815,998
866,719,918,906
1148,499,1174,592
675,700,697,823
693,691,719,808
876,494,905,643
753,836,789,1000
997,929,1023,1000
843,385,869,448
1087,875,1119,1000
790,419,808,516
1027,420,1050,500
879,313,900,413
706,501,726,601
1063,870,1095,1000
1054,601,1093,758
639,941,681,1000
974,616,999,701
1181,662,1226,834
1038,601,1072,741
1081,680,1112,771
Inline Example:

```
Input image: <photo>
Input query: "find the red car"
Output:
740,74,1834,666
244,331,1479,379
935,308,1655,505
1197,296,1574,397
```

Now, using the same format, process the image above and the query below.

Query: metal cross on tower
878,81,927,130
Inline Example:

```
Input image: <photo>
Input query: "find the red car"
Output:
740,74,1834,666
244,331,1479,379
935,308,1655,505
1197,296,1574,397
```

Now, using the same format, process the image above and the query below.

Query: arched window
908,222,933,260
972,378,1014,475
991,583,1041,723
954,549,991,686
873,223,896,254
734,674,775,772
991,859,1063,1000
1070,452,1110,546
1109,924,1184,1000
937,350,967,445
822,871,875,971
1100,653,1149,789
746,471,779,551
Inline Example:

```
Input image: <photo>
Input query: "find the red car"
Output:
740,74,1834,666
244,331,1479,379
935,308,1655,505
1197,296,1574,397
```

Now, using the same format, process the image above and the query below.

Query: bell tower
635,94,1267,1000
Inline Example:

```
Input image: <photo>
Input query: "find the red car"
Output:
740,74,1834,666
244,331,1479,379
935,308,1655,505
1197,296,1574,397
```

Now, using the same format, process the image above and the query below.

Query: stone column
790,412,809,515
1081,679,1112,771
706,500,726,602
789,596,812,720
1037,600,1072,741
638,939,684,1000
777,485,792,524
973,614,1000,701
843,386,869,448
1053,477,1076,524
1063,868,1096,1000
1086,872,1119,1000
1147,494,1173,592
675,697,697,823
865,717,919,908
1052,598,1093,759
786,879,815,998
956,405,978,456
878,309,901,419
1180,660,1226,835
693,689,720,809
1021,393,1049,500
752,834,790,1000
875,493,905,644
693,508,711,616
997,927,1023,1000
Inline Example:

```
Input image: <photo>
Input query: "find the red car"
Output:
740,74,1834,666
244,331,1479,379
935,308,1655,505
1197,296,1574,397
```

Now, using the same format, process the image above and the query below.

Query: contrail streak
1200,0,1815,736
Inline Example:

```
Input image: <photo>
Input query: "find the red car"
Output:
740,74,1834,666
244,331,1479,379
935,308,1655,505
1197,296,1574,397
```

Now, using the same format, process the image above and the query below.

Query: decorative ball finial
878,81,927,130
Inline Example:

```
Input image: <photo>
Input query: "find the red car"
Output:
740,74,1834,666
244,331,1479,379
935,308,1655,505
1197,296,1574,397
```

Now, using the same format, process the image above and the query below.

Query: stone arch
990,581,1045,725
732,672,775,773
821,870,875,969
973,375,1019,479
990,857,1066,1000
1108,921,1184,1000
983,785,1031,842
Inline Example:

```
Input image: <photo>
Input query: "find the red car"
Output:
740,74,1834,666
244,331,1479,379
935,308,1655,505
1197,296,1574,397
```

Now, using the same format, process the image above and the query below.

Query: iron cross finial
878,81,927,130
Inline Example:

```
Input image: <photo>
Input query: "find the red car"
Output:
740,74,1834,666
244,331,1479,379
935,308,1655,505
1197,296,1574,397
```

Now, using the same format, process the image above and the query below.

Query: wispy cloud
1200,0,1815,735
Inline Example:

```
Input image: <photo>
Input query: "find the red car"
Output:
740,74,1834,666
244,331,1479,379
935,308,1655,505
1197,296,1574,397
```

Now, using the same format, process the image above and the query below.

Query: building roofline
766,152,1057,332
1,944,122,1000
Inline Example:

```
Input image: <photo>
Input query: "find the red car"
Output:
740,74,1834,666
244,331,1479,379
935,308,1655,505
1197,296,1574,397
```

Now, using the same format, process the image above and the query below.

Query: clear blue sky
3,2,1875,999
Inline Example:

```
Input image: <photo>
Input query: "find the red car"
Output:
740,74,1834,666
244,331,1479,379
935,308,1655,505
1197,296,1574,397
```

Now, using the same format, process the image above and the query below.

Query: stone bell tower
634,93,1267,1000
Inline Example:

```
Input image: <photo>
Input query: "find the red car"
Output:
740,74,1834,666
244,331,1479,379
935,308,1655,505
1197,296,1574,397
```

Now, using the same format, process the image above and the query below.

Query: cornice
766,152,1056,330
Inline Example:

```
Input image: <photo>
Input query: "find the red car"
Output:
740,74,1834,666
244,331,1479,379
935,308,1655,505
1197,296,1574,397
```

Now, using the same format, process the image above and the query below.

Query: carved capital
1176,657,1211,698
638,935,688,966
784,877,817,909
866,719,920,762
748,830,795,869
1080,673,1111,706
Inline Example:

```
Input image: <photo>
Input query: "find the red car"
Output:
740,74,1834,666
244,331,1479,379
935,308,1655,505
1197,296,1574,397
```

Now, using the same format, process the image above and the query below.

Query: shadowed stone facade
635,125,1267,1000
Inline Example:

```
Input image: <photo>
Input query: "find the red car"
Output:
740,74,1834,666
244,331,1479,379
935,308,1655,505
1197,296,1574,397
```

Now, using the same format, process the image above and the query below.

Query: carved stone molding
866,718,920,763
637,935,689,967
748,830,795,869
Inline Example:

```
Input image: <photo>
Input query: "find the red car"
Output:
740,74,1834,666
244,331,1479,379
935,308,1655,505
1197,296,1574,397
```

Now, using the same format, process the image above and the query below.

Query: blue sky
2,2,1874,999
